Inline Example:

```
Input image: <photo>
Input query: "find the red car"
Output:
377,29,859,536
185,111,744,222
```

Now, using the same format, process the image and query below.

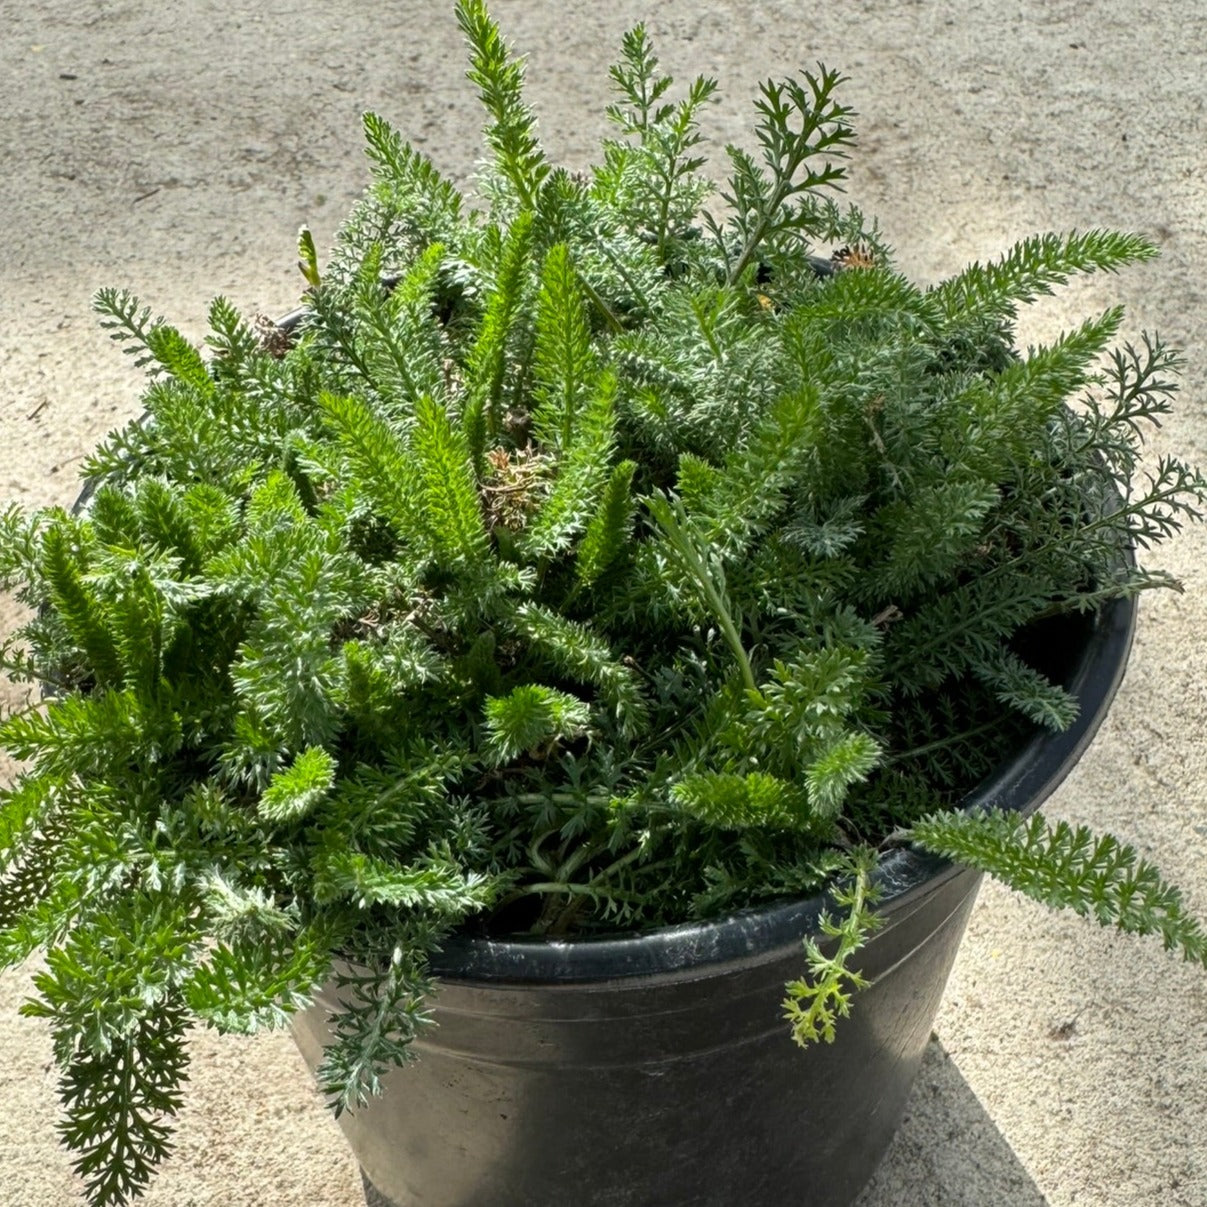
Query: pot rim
429,590,1137,983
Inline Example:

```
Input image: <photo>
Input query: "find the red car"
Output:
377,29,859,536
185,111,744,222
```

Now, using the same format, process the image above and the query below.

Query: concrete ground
1,1,1205,1203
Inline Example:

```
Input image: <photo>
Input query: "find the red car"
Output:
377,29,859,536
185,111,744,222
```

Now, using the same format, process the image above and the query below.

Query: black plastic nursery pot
291,592,1136,1207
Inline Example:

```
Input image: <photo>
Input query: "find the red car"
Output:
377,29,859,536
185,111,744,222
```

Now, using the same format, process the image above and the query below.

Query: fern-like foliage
317,936,437,1114
908,809,1207,966
455,0,549,210
932,229,1159,323
712,67,856,285
600,24,718,264
2,5,1205,1204
783,847,881,1044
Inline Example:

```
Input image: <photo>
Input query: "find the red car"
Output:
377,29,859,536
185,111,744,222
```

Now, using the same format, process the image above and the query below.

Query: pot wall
293,863,981,1207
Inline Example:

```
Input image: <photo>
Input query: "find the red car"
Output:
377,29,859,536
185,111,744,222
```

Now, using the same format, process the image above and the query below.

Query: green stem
649,497,757,693
887,717,1002,765
690,295,723,362
726,145,811,287
593,237,656,321
578,275,625,336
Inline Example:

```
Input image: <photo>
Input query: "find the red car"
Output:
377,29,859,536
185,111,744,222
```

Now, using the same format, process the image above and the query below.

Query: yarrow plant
2,2,1206,1202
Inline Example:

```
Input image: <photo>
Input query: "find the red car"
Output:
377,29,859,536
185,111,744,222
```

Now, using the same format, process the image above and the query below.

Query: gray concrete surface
1,1,1204,1204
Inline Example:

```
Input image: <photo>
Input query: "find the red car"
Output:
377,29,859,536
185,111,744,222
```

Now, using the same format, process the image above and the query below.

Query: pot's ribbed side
292,592,1137,1207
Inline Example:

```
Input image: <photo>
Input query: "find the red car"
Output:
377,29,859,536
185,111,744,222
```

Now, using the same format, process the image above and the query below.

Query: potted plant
2,3,1205,1204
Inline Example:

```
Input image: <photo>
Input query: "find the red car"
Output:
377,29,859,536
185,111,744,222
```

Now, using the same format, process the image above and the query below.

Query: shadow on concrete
855,1038,1047,1207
